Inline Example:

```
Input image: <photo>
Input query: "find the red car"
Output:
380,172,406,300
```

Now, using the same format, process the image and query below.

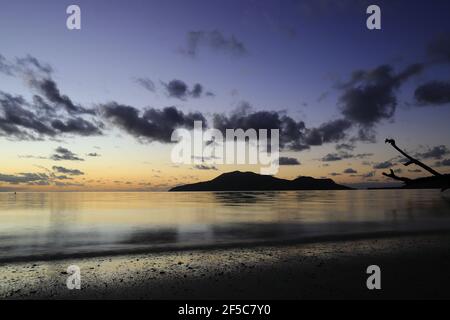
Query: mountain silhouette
169,171,352,191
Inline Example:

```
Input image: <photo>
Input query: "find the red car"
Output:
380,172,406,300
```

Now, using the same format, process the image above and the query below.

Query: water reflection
1,190,450,261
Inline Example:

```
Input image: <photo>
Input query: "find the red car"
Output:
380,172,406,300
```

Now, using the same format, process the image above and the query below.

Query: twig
382,169,412,183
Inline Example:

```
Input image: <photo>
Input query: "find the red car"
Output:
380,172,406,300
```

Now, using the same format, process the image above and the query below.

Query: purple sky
1,0,450,190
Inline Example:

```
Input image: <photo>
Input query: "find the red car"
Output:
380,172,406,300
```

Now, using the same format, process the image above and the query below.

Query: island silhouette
169,171,352,191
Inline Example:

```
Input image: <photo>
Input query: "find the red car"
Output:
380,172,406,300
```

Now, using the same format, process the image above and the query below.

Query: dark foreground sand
2,233,450,299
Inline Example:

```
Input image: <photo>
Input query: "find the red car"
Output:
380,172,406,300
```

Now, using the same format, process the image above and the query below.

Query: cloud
343,168,357,174
135,77,156,92
163,79,188,99
278,157,300,165
0,54,14,75
212,103,307,150
191,83,203,98
373,161,393,169
182,30,247,57
336,143,355,151
363,171,376,178
415,81,450,106
28,78,94,115
0,54,102,140
0,172,49,185
52,166,84,176
50,147,84,161
87,152,101,157
51,117,102,136
322,153,342,162
100,101,352,151
54,181,84,187
321,151,372,162
435,159,450,167
304,118,352,145
416,145,449,160
193,164,218,170
101,103,206,143
162,80,208,100
18,154,47,160
338,63,423,139
0,92,56,139
16,54,53,74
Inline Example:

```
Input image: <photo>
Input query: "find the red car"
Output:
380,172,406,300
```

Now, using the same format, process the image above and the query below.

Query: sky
1,0,450,191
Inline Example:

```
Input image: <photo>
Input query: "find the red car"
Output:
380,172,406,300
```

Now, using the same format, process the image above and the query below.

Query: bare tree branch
382,169,412,183
385,139,442,177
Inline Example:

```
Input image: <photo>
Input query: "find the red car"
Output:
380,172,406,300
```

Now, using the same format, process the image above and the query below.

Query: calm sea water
1,190,450,262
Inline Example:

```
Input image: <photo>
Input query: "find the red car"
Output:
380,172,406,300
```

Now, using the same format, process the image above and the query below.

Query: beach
2,232,450,300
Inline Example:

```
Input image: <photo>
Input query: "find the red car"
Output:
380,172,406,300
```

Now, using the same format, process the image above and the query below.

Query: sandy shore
2,233,450,299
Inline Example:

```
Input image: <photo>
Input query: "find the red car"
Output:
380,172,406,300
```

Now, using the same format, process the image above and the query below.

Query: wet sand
2,233,450,299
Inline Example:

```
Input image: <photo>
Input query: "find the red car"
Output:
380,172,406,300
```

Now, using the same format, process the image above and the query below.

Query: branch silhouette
384,138,441,177
382,138,449,192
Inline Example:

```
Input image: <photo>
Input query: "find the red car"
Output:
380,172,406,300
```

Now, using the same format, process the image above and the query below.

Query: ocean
1,189,450,262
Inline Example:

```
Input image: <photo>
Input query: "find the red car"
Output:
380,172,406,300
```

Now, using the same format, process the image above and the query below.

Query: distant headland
169,171,352,192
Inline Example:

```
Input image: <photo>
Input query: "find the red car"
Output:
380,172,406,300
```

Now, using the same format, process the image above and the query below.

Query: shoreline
2,232,450,299
2,228,450,264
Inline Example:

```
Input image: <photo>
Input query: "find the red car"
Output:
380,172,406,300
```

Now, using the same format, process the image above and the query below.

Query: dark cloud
0,92,56,139
101,103,206,143
182,30,247,57
321,151,372,162
338,64,423,138
191,83,203,98
135,77,156,92
435,159,450,167
305,118,352,146
364,171,376,178
50,147,84,161
416,145,449,160
212,104,307,150
415,81,450,106
54,181,84,187
162,80,207,99
343,168,357,174
278,157,300,165
0,91,101,140
51,117,102,136
16,54,53,74
336,143,355,151
193,164,218,170
28,78,95,115
164,79,188,99
373,161,393,169
0,54,102,140
0,172,49,184
87,152,101,157
52,166,84,176
322,153,342,162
